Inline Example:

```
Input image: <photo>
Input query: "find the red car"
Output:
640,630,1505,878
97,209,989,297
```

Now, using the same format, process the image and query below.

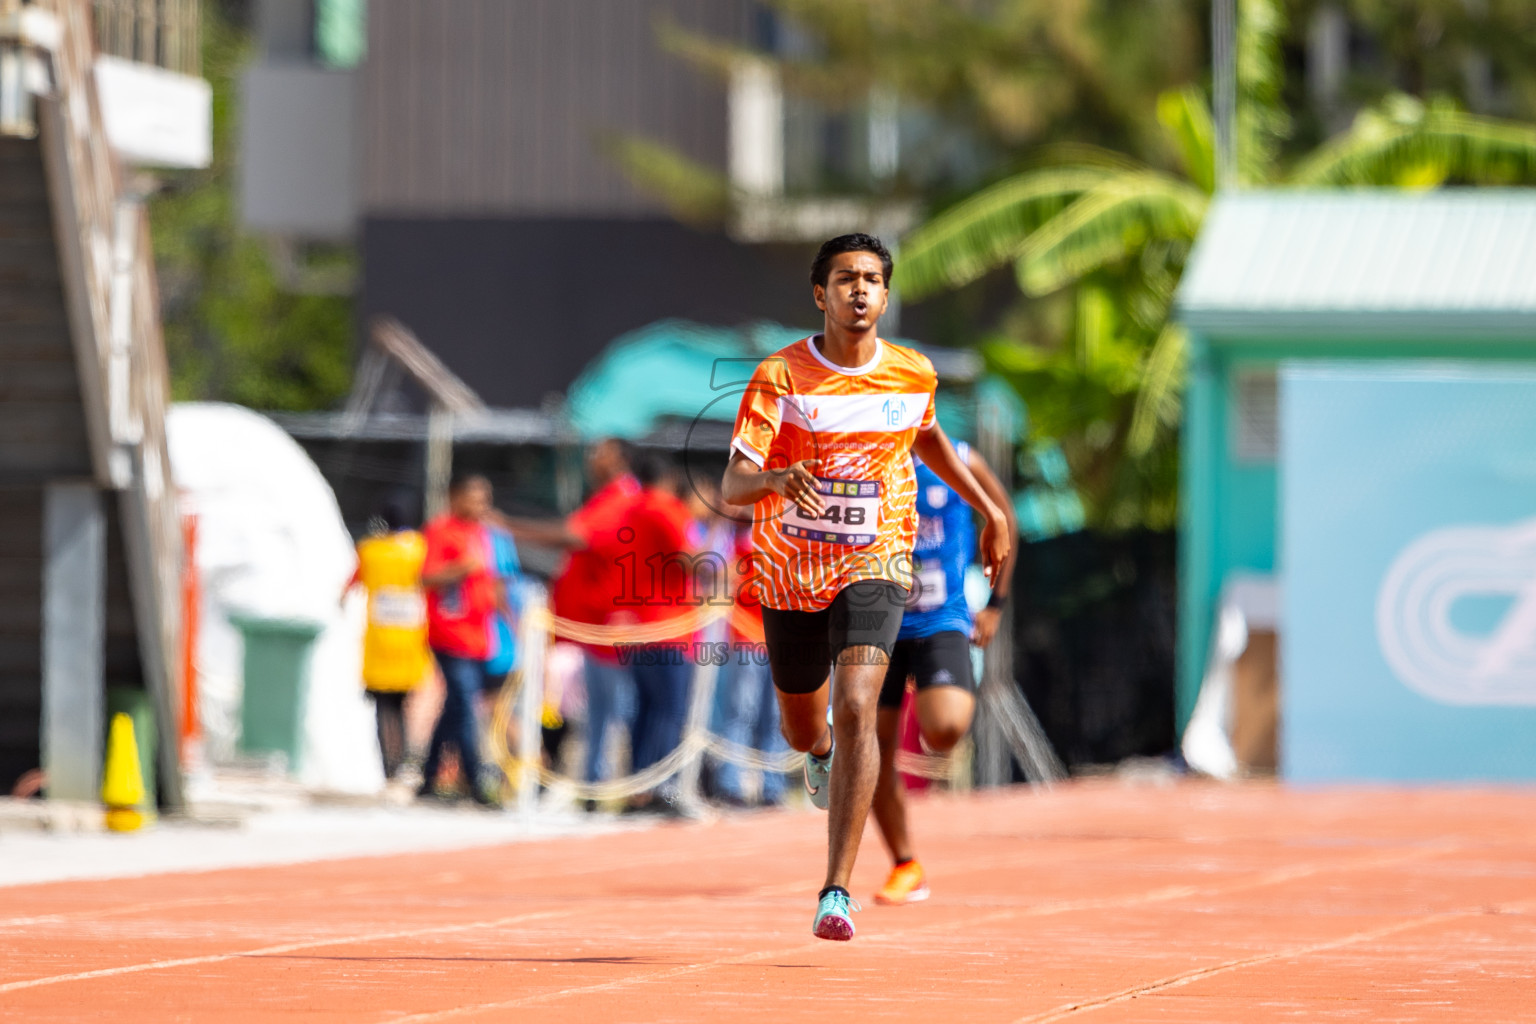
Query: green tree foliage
605,135,731,227
150,2,353,411
630,0,1204,209
902,0,1536,529
1293,93,1536,186
615,1,1207,532
1326,0,1536,120
621,0,1536,530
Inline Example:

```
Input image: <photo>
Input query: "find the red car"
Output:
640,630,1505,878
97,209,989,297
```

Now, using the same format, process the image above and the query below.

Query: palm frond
1025,142,1156,171
653,19,759,82
605,136,731,228
1156,87,1216,194
1236,0,1290,184
1126,323,1187,457
1015,173,1208,296
898,161,1139,300
981,336,1054,376
1074,284,1116,371
1073,283,1147,398
1128,240,1187,333
1290,94,1536,186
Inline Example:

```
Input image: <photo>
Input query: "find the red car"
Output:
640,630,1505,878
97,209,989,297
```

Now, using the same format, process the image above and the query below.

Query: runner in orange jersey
721,234,1011,941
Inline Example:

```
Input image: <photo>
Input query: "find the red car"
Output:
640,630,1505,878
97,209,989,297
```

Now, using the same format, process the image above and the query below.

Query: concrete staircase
0,0,186,807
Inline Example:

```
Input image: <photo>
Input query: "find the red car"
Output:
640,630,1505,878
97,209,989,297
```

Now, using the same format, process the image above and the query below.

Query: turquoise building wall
1171,189,1536,744
1177,337,1279,730
1177,334,1536,733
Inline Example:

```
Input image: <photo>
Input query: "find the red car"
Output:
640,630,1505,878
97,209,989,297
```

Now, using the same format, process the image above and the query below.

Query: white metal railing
91,0,197,76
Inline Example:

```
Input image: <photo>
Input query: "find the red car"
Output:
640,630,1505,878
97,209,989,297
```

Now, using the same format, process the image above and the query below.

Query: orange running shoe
875,860,930,905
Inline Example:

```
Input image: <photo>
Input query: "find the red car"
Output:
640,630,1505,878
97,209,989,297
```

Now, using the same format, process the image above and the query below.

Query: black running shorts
760,580,908,696
878,629,976,709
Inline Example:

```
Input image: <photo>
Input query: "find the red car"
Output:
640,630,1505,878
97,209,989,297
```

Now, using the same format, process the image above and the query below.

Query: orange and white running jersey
730,335,938,611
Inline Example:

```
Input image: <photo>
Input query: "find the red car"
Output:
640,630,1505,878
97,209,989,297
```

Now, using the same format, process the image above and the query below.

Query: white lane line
0,909,559,995
383,940,835,1023
1009,905,1512,1024
0,872,467,931
854,843,1456,936
379,845,1456,1023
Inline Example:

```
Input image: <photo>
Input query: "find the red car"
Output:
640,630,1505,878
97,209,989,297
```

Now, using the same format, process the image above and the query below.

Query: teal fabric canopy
565,321,804,441
565,319,1023,445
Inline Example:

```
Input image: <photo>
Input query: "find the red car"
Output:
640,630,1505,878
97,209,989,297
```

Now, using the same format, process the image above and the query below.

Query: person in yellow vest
343,502,430,779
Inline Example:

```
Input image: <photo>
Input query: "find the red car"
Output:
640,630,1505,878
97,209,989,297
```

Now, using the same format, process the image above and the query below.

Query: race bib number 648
781,478,881,546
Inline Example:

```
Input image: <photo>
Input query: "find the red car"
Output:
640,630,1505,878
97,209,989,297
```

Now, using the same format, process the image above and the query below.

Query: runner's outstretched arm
485,511,585,551
910,424,1011,583
963,447,1018,647
722,452,826,517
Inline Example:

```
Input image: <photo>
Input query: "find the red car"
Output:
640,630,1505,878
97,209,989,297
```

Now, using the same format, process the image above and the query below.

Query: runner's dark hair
810,233,893,288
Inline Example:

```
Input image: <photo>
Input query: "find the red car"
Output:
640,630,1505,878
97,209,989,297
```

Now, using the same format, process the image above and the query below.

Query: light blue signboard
1281,364,1536,782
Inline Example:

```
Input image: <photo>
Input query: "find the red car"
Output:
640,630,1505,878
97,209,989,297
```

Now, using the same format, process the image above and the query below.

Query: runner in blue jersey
871,441,1017,905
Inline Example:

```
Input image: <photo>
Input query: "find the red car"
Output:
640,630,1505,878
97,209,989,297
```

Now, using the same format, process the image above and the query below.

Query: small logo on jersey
916,517,945,549
926,485,949,508
882,398,907,427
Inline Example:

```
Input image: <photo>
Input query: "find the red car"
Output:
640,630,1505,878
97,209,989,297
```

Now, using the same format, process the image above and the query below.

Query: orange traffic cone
102,712,147,832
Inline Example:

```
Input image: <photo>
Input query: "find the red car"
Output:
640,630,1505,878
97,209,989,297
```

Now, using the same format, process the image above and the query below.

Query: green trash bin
229,614,324,772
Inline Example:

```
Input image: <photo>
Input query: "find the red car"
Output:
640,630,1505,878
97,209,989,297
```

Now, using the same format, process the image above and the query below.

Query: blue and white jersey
899,442,976,639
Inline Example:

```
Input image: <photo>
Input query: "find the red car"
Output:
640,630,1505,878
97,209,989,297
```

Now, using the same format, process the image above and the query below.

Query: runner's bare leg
871,707,913,863
824,646,887,891
778,682,832,757
913,686,976,754
872,687,975,863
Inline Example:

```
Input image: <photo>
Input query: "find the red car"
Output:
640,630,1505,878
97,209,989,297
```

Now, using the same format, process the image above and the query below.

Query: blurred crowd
343,439,786,814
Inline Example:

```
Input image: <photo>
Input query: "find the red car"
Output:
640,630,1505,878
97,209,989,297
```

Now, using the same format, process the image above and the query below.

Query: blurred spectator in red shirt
501,439,640,792
619,454,698,812
418,474,504,806
547,440,642,652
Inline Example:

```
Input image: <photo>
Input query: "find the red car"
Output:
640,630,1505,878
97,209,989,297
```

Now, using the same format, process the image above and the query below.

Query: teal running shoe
813,888,860,941
804,746,832,810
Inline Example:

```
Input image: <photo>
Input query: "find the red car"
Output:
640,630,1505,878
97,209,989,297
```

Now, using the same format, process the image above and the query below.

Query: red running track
3,780,1536,1022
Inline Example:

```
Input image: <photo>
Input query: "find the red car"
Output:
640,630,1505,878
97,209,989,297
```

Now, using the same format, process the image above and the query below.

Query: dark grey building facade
244,0,911,410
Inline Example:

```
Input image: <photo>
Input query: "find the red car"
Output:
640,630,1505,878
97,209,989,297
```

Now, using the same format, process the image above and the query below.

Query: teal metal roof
1177,190,1536,336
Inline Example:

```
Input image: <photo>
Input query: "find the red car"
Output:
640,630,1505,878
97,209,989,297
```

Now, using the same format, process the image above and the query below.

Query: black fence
1011,530,1178,769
